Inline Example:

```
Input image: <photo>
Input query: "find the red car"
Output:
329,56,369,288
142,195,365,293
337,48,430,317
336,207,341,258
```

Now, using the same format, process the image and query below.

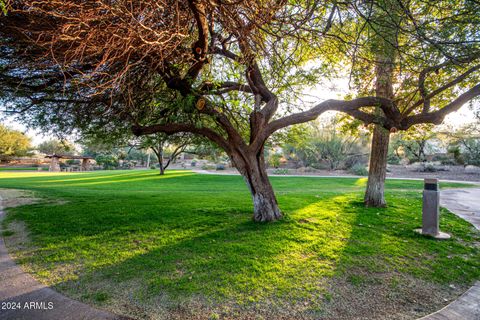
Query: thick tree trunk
152,146,165,175
364,1,396,207
159,163,165,175
158,152,166,175
231,150,282,222
364,125,390,207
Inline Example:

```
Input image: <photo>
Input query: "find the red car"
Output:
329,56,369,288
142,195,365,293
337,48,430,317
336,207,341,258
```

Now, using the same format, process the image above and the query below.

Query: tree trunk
364,125,390,207
159,163,165,175
158,151,165,175
231,150,282,222
364,0,397,207
151,146,165,175
419,141,426,162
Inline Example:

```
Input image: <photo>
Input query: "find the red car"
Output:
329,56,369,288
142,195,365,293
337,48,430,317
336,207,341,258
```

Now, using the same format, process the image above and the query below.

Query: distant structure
45,154,94,172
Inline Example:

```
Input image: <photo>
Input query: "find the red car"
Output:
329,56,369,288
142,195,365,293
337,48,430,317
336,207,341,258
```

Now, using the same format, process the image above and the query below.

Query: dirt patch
0,189,39,250
0,188,40,209
52,270,468,320
318,273,465,320
0,188,69,283
2,220,32,250
0,188,68,210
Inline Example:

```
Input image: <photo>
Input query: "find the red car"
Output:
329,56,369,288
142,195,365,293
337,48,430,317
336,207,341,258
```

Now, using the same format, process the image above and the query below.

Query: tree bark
364,0,397,207
158,148,165,175
364,125,390,207
231,149,282,222
151,145,165,175
159,160,165,175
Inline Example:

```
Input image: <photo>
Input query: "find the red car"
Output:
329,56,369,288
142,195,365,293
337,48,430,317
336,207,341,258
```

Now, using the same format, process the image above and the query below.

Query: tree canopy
318,0,480,125
36,139,76,156
0,124,31,160
0,0,479,220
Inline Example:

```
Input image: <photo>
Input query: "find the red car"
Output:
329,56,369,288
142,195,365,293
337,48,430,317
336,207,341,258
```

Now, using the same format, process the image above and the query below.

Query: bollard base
414,228,451,240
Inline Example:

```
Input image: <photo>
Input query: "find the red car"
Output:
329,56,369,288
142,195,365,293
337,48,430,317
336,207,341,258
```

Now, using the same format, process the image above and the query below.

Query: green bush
201,164,216,170
344,155,364,169
95,155,119,170
348,164,368,176
425,165,437,172
422,163,438,172
462,139,480,166
387,153,401,165
66,159,80,165
121,161,136,169
273,168,289,175
268,153,282,168
448,145,464,165
440,158,456,165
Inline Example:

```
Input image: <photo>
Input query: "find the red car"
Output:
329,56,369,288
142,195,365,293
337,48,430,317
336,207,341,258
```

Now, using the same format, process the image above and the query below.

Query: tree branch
406,62,480,116
250,96,399,152
198,81,252,95
402,83,480,128
185,0,210,81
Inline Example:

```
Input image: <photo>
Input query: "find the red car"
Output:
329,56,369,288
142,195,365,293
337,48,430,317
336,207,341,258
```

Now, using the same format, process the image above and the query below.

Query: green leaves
0,1,7,15
177,94,197,113
37,138,76,156
0,124,31,160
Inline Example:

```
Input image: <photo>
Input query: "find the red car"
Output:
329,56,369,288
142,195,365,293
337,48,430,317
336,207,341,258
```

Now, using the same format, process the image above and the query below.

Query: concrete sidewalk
441,188,480,231
419,188,480,320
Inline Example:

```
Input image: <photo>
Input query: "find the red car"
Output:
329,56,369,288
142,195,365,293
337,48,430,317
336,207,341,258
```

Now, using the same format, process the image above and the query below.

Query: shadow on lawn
2,173,479,319
0,170,194,186
14,195,379,314
316,195,480,319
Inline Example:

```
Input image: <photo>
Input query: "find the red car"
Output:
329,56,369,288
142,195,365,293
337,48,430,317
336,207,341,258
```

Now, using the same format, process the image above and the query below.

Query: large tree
139,133,193,175
80,123,195,174
313,0,480,206
36,138,76,156
0,124,31,160
1,1,479,220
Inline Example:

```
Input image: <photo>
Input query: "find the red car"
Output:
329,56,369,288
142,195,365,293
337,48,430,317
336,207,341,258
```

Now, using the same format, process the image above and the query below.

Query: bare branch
403,83,480,128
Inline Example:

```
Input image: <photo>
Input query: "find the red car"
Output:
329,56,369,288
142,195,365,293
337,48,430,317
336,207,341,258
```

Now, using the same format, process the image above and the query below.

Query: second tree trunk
364,125,390,207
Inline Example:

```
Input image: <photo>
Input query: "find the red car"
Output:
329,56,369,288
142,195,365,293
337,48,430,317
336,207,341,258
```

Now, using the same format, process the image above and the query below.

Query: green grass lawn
0,170,479,319
0,167,49,171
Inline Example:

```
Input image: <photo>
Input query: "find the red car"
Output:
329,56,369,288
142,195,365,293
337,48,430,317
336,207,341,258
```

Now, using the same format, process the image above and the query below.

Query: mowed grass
0,170,479,318
0,167,47,171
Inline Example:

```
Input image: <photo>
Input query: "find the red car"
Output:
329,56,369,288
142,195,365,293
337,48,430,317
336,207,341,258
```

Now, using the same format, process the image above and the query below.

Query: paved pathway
419,188,480,320
441,188,480,231
0,196,130,320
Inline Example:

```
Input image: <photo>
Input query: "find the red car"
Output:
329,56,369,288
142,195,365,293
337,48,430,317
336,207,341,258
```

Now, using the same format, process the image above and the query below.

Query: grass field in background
0,170,479,319
0,167,47,171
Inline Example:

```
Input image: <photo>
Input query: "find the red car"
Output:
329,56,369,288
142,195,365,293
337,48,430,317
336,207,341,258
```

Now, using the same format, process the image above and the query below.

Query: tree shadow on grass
317,194,480,319
6,193,367,318
0,170,195,188
4,192,360,318
2,175,480,319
